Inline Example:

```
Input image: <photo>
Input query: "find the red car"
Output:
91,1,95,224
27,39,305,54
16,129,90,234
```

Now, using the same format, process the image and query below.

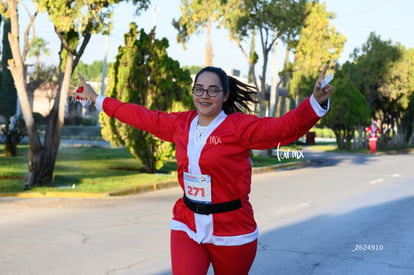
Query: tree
349,33,413,146
28,36,50,80
403,92,414,144
5,0,150,188
175,0,308,117
182,65,202,75
100,23,193,172
1,2,42,157
350,33,402,117
220,0,308,117
0,14,23,156
289,1,345,99
381,45,414,145
73,60,113,83
321,67,371,150
401,49,414,144
173,0,221,67
0,16,15,120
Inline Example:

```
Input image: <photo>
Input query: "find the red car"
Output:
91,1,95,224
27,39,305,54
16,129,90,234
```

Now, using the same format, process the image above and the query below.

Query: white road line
369,178,384,185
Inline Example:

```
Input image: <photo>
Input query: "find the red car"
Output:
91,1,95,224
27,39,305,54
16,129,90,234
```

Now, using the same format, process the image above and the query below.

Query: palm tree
28,37,50,80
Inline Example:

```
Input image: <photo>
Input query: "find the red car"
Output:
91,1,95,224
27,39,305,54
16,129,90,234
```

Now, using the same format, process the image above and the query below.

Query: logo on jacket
196,136,222,145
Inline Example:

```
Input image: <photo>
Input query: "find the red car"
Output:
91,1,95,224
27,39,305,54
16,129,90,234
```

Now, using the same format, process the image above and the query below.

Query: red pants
369,139,377,154
170,230,257,275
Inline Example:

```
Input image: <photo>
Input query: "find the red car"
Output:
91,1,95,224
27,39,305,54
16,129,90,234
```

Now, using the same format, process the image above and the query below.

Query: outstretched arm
77,72,178,142
238,65,334,149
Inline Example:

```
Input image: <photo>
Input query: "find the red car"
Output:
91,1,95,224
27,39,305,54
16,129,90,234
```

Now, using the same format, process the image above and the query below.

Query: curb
252,159,310,174
108,180,180,196
0,161,309,199
0,191,107,199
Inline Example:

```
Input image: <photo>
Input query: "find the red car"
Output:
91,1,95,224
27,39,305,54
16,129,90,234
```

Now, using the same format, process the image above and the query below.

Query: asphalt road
1,149,413,275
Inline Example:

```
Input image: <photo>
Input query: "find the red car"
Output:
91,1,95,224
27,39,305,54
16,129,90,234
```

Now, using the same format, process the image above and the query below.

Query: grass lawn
307,141,414,155
0,144,302,194
0,145,178,193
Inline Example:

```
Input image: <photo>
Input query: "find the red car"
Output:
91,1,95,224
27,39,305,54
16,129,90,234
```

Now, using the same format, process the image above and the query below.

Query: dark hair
194,66,258,114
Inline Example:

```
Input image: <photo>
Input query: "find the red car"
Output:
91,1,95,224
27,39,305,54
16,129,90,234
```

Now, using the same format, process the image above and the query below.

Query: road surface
1,149,413,274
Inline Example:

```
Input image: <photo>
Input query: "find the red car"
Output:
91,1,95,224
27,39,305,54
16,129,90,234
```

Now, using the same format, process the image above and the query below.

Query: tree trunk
66,102,80,125
258,34,273,118
26,133,45,188
6,0,44,187
7,0,75,187
3,129,18,156
2,122,25,156
268,28,279,118
40,54,74,184
247,31,256,84
204,19,214,67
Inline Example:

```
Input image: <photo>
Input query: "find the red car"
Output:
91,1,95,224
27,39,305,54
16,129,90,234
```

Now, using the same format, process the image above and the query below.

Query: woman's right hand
312,64,333,105
77,73,98,103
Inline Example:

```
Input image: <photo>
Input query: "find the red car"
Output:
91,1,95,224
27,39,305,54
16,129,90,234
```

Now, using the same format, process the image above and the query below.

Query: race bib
184,172,212,203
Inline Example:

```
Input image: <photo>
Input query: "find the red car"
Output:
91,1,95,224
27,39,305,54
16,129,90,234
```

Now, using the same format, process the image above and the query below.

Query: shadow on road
250,195,414,275
305,150,378,167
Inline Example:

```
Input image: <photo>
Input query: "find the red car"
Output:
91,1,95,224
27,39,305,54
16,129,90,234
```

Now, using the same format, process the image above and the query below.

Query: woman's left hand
313,64,333,104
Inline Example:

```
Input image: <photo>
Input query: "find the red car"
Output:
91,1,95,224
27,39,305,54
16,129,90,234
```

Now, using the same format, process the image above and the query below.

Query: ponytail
224,75,258,114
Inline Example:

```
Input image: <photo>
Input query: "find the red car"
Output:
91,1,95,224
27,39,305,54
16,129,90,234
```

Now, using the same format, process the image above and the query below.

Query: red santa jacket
366,123,380,141
101,96,321,246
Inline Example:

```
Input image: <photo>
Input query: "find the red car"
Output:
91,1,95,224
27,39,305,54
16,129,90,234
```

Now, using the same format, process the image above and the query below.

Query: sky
28,0,413,78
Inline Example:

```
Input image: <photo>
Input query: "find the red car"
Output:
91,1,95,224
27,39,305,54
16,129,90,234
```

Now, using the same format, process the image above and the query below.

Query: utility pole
152,5,159,28
96,35,109,126
100,35,109,96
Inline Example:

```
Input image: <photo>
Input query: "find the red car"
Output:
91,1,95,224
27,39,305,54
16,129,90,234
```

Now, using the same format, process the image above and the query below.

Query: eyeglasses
192,86,223,97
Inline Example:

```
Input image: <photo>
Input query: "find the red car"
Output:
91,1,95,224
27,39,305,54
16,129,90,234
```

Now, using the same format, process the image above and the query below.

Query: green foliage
173,0,221,46
72,60,114,84
0,145,177,193
311,127,335,139
175,0,309,116
6,0,150,188
221,0,307,44
223,0,308,116
35,64,59,83
402,92,414,143
182,65,203,76
384,46,414,106
347,33,414,146
100,24,193,172
0,16,17,119
0,119,26,156
290,1,346,98
28,37,50,80
349,32,403,116
322,70,371,150
28,37,50,56
36,0,147,68
37,0,116,34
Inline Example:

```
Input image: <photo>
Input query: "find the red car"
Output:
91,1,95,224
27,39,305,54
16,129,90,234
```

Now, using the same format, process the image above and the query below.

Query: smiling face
193,71,229,126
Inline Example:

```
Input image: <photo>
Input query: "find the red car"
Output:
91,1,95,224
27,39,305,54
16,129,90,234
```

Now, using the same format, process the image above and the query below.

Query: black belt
183,195,241,215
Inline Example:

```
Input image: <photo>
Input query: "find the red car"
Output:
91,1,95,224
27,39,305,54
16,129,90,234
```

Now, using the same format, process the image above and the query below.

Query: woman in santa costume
77,64,332,275
366,120,381,154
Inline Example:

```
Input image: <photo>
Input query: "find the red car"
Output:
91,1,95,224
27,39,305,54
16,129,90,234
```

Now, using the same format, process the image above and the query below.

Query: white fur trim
96,95,105,111
310,94,330,117
170,220,258,246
